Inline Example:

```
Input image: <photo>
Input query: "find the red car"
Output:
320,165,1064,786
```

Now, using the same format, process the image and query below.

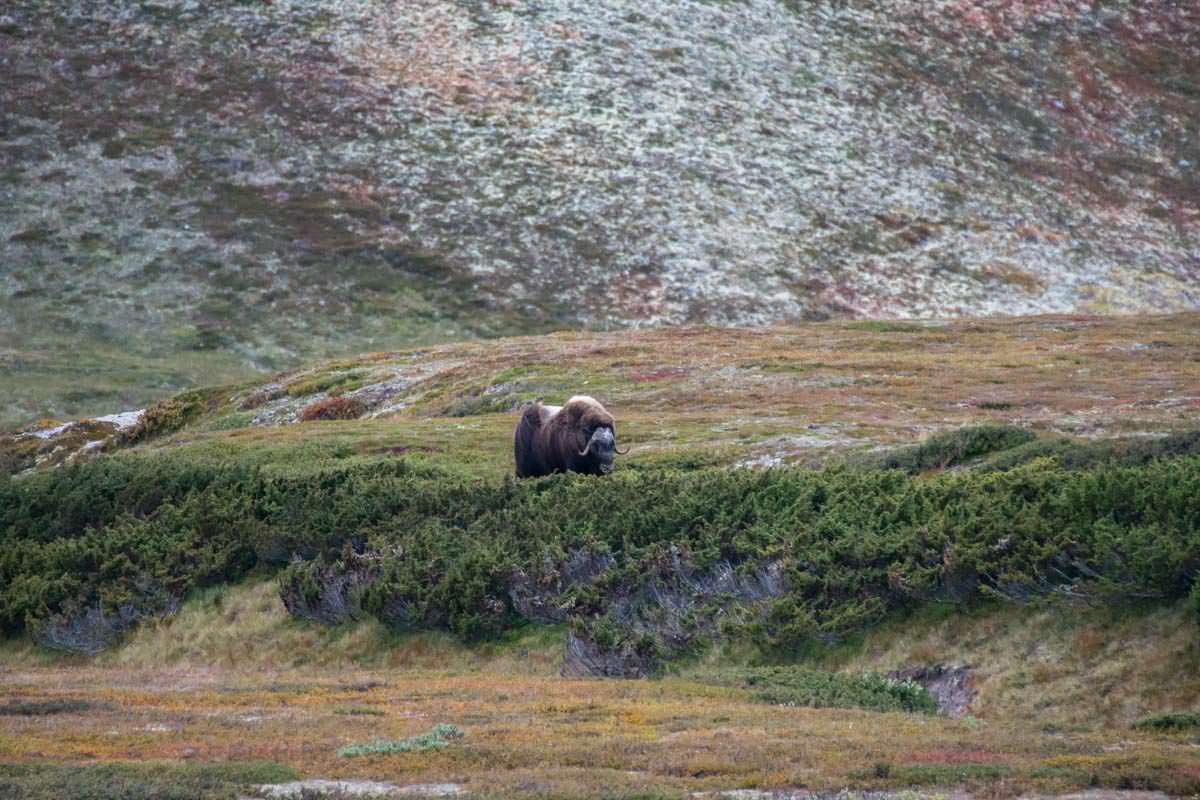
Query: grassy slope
3,316,1199,798
9,313,1191,477
5,580,1194,729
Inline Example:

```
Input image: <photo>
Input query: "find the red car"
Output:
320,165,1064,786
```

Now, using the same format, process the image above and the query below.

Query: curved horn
578,439,594,457
614,445,630,455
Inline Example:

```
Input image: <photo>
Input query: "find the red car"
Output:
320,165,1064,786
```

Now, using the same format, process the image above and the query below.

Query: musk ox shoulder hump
562,395,615,427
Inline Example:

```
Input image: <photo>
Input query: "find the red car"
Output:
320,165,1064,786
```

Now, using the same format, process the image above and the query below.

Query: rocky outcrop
888,664,977,718
253,781,464,799
0,410,143,473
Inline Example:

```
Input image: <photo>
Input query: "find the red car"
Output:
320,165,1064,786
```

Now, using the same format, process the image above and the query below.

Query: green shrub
119,390,214,444
729,666,938,714
285,370,368,398
337,723,463,757
860,764,1013,785
1133,712,1200,732
333,705,385,716
847,320,929,333
979,437,1074,471
0,699,96,716
1059,431,1200,469
876,424,1037,472
981,430,1200,473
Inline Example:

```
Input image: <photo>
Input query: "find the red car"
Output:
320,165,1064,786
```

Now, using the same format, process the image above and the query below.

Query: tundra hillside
2,317,1199,798
3,0,1198,426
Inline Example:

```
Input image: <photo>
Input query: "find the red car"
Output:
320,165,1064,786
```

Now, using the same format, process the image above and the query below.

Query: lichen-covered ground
3,0,1198,426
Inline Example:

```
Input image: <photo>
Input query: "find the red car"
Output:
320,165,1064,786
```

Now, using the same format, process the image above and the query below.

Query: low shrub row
864,426,1200,474
1133,712,1200,732
2,441,1198,659
873,424,1037,472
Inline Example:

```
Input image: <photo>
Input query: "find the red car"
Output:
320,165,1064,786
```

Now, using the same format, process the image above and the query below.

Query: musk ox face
514,395,626,478
578,424,617,474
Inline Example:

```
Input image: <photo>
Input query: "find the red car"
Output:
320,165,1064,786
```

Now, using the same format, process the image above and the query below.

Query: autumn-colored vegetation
299,396,368,422
1,603,1197,799
3,316,1199,798
7,314,1200,476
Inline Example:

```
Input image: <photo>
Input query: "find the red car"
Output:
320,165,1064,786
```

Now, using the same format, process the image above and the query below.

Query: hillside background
3,0,1198,427
3,5,1200,793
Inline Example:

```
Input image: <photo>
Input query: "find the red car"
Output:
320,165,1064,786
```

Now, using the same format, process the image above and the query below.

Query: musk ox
514,395,627,477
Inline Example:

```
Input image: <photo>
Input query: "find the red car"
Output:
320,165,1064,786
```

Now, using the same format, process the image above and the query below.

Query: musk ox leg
514,403,546,478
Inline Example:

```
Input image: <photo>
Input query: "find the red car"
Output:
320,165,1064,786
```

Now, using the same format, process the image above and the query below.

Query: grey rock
253,780,464,799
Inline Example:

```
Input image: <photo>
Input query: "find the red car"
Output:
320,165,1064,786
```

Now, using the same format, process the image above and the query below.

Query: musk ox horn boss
514,395,628,478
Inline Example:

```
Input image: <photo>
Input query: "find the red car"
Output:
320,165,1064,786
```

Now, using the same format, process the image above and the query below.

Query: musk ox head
514,395,628,478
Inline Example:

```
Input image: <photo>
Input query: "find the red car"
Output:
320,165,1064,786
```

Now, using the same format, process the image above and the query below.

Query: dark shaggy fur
514,395,622,478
